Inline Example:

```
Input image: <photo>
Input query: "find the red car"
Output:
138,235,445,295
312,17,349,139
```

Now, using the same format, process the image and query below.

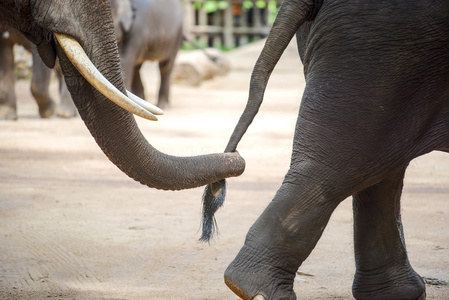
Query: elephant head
0,0,245,190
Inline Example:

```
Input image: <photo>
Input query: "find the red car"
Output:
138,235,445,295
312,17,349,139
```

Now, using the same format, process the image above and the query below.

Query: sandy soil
0,40,448,299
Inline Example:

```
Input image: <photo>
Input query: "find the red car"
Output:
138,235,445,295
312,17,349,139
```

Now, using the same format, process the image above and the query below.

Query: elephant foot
156,100,170,110
38,101,57,118
5,111,17,120
57,110,76,118
224,244,297,300
353,266,426,300
57,105,77,118
0,106,18,120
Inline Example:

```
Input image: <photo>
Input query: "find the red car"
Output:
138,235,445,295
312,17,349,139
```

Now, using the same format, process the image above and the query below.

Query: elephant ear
117,0,134,33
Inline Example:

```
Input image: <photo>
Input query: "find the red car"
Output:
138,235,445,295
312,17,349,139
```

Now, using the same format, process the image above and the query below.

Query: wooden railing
183,0,282,49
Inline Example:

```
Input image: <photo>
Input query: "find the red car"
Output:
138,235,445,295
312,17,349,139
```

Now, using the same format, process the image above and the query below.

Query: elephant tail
200,0,322,242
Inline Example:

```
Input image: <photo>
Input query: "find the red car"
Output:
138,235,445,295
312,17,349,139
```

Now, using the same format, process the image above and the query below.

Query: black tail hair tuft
199,179,227,242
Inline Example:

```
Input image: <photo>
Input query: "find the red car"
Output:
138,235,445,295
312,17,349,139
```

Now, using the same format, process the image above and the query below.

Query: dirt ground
0,40,448,299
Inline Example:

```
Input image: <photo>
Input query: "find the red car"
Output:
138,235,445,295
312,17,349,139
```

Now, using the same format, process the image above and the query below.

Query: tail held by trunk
199,0,319,242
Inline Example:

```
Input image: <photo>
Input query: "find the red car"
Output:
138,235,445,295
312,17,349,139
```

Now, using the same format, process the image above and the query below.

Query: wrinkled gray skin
217,0,449,299
0,0,244,189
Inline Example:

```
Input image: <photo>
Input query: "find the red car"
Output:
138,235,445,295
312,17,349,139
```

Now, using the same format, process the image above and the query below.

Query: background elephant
113,0,184,109
198,0,449,299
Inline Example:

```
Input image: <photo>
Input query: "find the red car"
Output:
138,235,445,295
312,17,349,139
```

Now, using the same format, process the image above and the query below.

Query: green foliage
181,39,208,51
181,39,235,52
194,1,228,13
267,1,279,24
189,1,281,49
193,1,280,24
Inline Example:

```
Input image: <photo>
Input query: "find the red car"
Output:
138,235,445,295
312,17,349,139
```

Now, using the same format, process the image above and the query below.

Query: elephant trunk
55,5,244,191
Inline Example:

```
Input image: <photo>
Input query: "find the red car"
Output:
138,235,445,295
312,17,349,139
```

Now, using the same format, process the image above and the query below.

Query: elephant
113,0,184,109
198,0,449,299
0,1,244,188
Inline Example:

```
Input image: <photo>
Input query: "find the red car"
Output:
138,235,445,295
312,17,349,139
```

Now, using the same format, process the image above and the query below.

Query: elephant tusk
54,33,159,121
126,90,164,115
253,296,266,300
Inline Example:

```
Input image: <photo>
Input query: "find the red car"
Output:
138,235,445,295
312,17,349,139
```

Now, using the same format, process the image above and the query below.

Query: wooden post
253,1,261,40
262,0,269,28
198,2,208,45
183,1,194,40
212,9,222,48
239,5,248,46
183,0,283,50
223,3,234,49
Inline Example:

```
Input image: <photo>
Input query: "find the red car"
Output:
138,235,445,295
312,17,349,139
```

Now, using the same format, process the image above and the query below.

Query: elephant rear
133,0,184,63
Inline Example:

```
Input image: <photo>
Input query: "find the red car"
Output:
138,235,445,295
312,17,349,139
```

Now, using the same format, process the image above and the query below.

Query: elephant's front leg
225,163,346,300
157,58,175,109
352,166,426,300
57,77,77,118
0,37,18,120
131,64,145,100
30,49,57,118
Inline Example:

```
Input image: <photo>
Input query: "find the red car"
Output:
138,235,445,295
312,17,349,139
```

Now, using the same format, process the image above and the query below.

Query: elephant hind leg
57,77,77,118
225,163,349,300
30,49,57,118
352,166,426,300
157,57,175,109
131,64,145,100
0,39,18,120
